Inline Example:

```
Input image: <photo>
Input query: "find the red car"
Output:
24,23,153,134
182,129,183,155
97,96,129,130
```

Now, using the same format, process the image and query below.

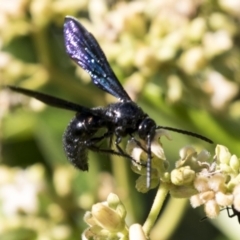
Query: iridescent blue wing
64,16,131,102
7,86,94,114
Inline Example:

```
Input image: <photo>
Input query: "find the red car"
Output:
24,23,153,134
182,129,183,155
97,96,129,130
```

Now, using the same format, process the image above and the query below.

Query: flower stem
142,182,169,236
150,198,188,240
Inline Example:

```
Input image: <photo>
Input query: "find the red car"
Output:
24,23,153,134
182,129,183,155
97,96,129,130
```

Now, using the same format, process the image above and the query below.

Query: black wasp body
8,16,212,187
63,101,149,171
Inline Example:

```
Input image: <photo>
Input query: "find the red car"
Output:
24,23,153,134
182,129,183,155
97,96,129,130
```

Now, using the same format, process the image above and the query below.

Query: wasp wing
64,16,131,102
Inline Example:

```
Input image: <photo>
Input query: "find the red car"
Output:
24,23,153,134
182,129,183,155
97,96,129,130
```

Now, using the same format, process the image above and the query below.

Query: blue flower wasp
7,16,213,188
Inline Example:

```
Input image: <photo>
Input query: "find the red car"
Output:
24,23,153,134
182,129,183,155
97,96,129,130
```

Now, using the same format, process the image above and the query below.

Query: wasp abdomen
63,112,105,171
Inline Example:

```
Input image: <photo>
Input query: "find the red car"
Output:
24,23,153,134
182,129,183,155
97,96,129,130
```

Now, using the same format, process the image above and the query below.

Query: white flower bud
208,173,226,192
179,146,196,160
194,176,209,192
129,224,147,240
199,191,215,202
215,192,233,206
197,150,211,162
215,145,231,164
171,167,195,186
92,203,125,232
218,0,240,16
204,199,220,218
190,194,203,208
179,47,206,74
229,155,240,172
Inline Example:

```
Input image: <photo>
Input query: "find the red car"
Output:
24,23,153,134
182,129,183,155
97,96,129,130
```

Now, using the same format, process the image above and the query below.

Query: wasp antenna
157,126,213,144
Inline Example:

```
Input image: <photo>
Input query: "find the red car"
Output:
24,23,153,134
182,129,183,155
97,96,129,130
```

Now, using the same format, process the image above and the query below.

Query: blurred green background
1,0,240,239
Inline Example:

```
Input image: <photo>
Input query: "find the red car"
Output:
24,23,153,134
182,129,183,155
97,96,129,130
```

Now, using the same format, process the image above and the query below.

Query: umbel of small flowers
190,145,240,219
82,193,147,240
127,130,240,220
83,130,240,239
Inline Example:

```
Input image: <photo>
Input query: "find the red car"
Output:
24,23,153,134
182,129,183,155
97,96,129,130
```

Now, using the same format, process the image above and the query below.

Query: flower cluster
190,145,240,219
83,193,147,240
0,164,45,216
83,193,128,239
169,146,212,198
190,173,233,218
126,129,171,193
127,132,240,222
